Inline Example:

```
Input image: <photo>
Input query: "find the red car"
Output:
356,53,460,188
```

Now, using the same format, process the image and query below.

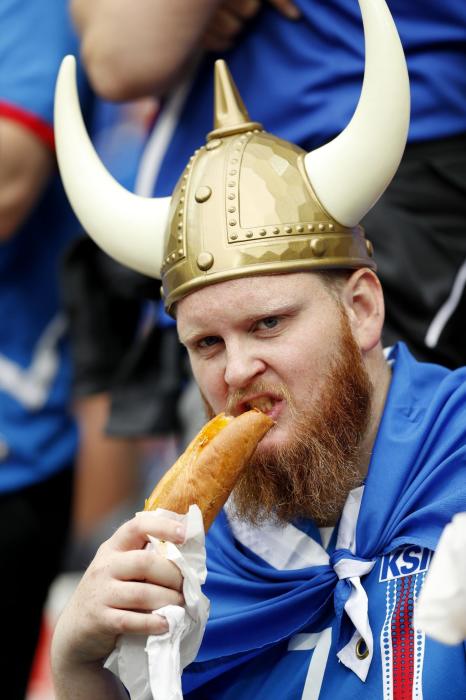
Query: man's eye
257,317,279,330
198,336,220,349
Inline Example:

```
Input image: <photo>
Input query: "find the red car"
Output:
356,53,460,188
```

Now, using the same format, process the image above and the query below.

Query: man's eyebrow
178,327,217,347
240,301,301,324
179,302,300,345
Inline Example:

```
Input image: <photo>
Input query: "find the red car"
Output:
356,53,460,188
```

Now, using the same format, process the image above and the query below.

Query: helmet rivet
318,223,325,231
273,227,280,235
229,169,237,176
246,230,253,238
329,223,335,231
228,193,235,200
259,229,266,236
177,223,182,230
366,239,374,257
311,238,326,257
229,219,237,226
197,252,214,271
285,225,292,234
178,209,184,217
307,224,314,232
195,186,212,203
228,206,236,213
178,249,184,257
297,225,304,233
206,139,222,151
230,233,238,240
171,252,176,260
177,234,183,242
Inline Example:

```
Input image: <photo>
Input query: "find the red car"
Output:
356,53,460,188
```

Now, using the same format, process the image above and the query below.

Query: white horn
54,55,169,278
304,0,410,227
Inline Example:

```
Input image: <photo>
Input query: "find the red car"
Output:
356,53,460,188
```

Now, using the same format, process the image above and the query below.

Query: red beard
203,308,372,527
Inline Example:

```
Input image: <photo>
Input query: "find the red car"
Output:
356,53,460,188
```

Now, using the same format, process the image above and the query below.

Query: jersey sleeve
0,0,80,147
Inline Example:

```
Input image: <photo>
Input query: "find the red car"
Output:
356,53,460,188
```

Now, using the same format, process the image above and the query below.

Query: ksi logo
379,545,431,582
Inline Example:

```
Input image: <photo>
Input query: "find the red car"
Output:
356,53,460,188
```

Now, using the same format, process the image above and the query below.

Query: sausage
144,409,274,531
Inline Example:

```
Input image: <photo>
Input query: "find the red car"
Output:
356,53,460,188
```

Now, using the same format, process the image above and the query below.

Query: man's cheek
199,389,218,420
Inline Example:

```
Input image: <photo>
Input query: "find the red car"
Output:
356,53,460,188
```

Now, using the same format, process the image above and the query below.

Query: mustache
225,380,294,415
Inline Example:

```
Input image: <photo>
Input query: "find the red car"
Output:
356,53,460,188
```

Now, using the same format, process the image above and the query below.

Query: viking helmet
54,0,409,314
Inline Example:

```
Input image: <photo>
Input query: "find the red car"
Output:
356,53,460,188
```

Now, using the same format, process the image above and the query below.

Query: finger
109,513,186,552
107,608,171,637
268,0,301,20
108,580,184,612
111,549,184,592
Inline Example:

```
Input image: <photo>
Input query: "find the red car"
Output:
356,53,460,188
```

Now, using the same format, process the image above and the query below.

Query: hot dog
144,409,274,531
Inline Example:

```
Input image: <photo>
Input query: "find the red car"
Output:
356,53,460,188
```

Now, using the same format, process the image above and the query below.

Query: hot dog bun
144,409,274,531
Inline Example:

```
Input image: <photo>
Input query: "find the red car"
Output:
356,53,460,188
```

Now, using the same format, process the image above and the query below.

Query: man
51,0,466,697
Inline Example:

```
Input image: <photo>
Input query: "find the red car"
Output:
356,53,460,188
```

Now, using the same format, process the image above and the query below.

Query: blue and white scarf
184,343,466,691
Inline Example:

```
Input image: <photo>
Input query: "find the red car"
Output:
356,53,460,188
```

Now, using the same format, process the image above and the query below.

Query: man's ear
341,268,385,352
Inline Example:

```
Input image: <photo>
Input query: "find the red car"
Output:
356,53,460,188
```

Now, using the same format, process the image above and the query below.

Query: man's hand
71,0,300,100
202,0,301,53
51,513,186,672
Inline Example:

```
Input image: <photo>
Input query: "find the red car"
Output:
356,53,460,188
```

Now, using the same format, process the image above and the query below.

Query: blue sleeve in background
0,0,82,123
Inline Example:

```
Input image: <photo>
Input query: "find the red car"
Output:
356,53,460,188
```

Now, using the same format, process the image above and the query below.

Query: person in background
50,1,466,697
0,1,89,696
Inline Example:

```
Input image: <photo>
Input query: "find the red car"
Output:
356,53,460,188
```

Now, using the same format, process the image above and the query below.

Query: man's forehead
176,272,327,335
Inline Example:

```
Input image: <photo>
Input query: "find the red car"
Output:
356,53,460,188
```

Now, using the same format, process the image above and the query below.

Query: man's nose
223,347,266,390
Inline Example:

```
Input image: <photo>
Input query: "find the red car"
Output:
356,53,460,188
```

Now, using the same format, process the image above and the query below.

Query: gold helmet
54,0,410,315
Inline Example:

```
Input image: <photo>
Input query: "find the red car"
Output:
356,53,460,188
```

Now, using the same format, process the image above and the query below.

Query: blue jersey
0,0,86,491
151,0,466,197
181,344,466,699
186,543,465,700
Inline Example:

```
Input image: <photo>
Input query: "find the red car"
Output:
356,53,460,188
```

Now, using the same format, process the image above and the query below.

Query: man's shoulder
387,342,466,427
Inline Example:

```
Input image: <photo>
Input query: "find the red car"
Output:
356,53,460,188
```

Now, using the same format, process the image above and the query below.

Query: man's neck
358,347,392,479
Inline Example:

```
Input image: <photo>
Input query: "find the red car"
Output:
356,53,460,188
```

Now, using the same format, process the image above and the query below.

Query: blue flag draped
184,343,466,690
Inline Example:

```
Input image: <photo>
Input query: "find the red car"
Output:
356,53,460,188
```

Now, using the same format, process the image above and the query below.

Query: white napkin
414,512,466,645
105,505,210,700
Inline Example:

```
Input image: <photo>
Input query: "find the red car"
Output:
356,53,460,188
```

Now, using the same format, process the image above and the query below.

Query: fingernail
155,614,169,632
